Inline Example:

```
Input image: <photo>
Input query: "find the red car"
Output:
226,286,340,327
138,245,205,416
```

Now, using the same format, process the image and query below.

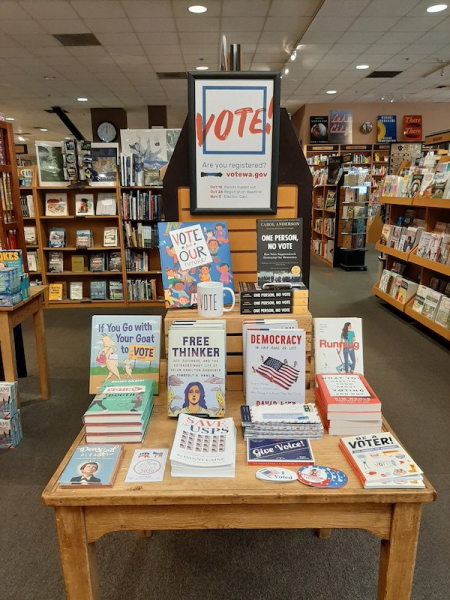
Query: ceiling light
390,97,395,103
5,117,14,121
356,64,369,70
326,90,337,94
196,65,209,70
17,136,25,142
77,97,88,102
40,128,48,132
290,52,297,61
296,44,305,50
284,67,289,75
381,96,385,100
188,5,207,13
427,4,447,12
65,136,72,140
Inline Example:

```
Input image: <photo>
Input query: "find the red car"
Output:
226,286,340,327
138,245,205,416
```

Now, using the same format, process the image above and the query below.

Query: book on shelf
127,278,157,301
89,251,106,272
48,228,66,248
0,172,16,223
420,173,435,197
244,327,306,406
75,194,94,216
158,221,234,309
256,218,303,287
247,437,314,466
124,221,158,249
327,156,343,185
71,255,86,273
20,194,35,218
167,320,226,417
324,189,336,209
313,317,364,375
108,251,122,272
169,413,236,478
24,226,37,245
57,444,124,488
89,316,162,394
316,373,381,413
45,192,68,216
0,410,23,449
69,281,83,301
48,251,64,273
241,403,323,441
422,288,443,320
90,280,107,300
125,249,149,272
76,229,93,249
339,433,424,488
434,296,450,329
109,280,123,301
96,193,117,216
103,227,118,247
18,167,33,188
48,282,66,301
26,251,39,273
121,191,162,221
0,381,18,420
239,281,308,299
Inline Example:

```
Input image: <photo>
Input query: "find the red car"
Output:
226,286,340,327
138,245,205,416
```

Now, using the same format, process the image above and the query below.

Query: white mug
197,281,235,318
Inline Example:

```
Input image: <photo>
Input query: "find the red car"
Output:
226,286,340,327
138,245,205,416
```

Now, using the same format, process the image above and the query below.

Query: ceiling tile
28,46,71,58
176,17,220,32
11,34,61,47
138,32,180,45
416,32,450,45
130,18,176,32
150,62,186,71
401,43,448,55
253,52,289,63
332,42,372,53
250,62,284,71
317,0,371,17
105,45,146,57
179,32,218,45
96,32,140,46
38,19,90,35
172,0,221,17
0,19,46,35
0,47,32,58
72,1,126,19
68,46,109,57
83,19,134,34
268,0,321,17
1,2,32,19
349,17,401,32
307,17,355,32
122,0,173,18
221,17,266,32
265,16,312,32
222,0,270,17
368,43,411,54
20,1,80,19
223,31,261,43
113,54,150,66
144,45,183,57
376,32,421,45
259,31,299,46
389,16,442,32
361,0,421,17
0,34,20,48
181,43,219,54
300,31,344,44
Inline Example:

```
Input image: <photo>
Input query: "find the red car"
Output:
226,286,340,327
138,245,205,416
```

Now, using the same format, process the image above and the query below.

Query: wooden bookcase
372,195,450,340
311,183,339,267
19,166,43,284
337,185,370,271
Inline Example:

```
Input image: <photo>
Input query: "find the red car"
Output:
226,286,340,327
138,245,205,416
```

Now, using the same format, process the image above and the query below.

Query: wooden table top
42,389,436,508
0,285,46,311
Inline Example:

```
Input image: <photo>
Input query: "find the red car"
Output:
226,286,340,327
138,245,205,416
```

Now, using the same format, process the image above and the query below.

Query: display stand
337,186,369,271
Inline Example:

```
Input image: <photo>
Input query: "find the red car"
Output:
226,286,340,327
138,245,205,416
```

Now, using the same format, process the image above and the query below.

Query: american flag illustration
255,357,299,390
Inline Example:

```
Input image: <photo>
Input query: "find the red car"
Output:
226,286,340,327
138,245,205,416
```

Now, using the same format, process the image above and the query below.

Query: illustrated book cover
84,379,154,424
89,315,162,394
45,192,68,216
157,221,234,309
125,448,168,483
58,444,123,488
313,317,364,375
247,438,314,466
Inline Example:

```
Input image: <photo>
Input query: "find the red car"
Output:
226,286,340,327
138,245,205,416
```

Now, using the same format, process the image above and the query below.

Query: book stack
83,379,154,444
339,433,424,489
170,413,236,478
0,250,28,307
241,403,323,441
315,374,382,436
0,381,22,449
239,282,308,315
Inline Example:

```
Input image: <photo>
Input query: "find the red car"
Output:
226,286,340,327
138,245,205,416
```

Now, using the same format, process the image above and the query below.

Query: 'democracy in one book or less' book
313,317,364,375
256,218,303,286
89,315,162,394
157,221,234,308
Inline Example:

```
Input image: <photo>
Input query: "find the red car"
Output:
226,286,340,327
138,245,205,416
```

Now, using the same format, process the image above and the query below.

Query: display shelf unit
336,185,369,271
374,196,450,339
20,171,166,308
311,182,340,267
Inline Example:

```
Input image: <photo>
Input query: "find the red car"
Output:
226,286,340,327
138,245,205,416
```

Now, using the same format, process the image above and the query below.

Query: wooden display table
42,386,436,600
0,285,49,405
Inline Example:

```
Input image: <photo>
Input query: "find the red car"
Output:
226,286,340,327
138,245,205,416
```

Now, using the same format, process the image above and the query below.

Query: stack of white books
240,403,323,441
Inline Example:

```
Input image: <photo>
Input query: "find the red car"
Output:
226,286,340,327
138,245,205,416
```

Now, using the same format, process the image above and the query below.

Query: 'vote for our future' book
158,221,234,309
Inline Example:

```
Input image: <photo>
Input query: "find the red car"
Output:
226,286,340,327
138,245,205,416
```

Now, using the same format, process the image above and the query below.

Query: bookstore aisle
1,247,448,600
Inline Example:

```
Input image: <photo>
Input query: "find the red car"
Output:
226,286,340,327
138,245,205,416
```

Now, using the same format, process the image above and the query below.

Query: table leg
317,529,331,539
55,507,100,600
32,297,49,399
139,530,153,538
0,314,19,404
377,503,422,600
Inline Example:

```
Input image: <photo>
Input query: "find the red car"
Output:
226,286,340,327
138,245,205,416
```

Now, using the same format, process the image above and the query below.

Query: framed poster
389,142,423,176
91,143,119,186
310,116,328,143
188,71,281,214
377,115,397,142
35,141,68,187
403,115,422,141
329,110,352,144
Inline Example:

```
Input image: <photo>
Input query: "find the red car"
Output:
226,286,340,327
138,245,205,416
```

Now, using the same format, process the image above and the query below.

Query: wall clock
361,121,373,134
96,121,117,143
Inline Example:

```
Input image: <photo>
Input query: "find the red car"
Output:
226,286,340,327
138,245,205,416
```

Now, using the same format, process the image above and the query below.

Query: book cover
247,403,322,425
0,411,22,448
434,296,450,329
45,192,68,216
58,444,123,487
416,231,433,258
316,374,381,412
167,324,226,417
245,328,306,405
125,448,168,483
422,289,442,321
314,318,364,375
84,380,153,421
256,218,303,287
75,194,94,216
48,228,66,248
90,280,107,300
89,316,162,394
247,438,314,466
0,382,18,419
157,221,234,309
329,110,352,144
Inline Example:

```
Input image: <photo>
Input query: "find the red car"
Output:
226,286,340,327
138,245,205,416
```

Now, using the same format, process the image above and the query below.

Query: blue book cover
0,250,25,275
89,316,162,394
0,411,22,449
0,382,18,419
157,221,234,308
58,445,123,487
247,438,314,465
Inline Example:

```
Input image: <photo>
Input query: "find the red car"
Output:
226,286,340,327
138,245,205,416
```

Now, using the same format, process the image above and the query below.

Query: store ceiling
1,0,450,145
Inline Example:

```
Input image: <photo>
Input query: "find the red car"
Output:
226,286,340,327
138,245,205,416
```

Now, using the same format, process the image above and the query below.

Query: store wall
293,103,450,146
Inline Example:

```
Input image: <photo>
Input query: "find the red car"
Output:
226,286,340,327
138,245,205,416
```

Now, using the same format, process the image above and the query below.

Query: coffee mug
197,281,235,318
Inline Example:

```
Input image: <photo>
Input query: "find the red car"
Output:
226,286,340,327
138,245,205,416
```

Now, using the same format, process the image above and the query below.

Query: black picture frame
188,71,281,215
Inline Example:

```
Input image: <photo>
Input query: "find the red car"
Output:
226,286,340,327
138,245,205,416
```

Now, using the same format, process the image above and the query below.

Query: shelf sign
377,115,397,143
188,71,280,214
403,115,422,141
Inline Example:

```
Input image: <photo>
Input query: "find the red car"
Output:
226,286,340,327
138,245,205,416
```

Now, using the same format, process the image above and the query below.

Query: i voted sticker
297,465,348,489
256,467,298,483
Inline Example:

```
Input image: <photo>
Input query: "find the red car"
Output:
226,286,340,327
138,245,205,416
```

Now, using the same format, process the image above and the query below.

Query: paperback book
58,444,124,488
45,192,68,216
314,318,364,375
256,218,303,287
247,438,314,466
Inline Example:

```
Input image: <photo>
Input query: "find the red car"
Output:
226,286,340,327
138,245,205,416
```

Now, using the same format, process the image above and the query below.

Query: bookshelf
373,195,450,340
18,170,166,309
311,183,339,266
337,185,369,271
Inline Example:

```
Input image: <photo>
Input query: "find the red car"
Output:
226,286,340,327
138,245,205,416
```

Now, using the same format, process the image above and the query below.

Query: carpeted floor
1,247,449,600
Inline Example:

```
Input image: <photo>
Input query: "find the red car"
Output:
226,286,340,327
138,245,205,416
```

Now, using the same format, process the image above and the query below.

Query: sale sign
188,72,280,214
403,115,422,141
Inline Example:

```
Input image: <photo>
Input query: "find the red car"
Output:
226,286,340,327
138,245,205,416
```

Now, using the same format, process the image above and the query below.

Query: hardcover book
315,374,381,413
58,444,123,488
69,281,83,301
313,318,364,375
89,316,162,394
45,192,68,216
247,438,314,466
245,328,306,405
0,411,23,449
48,228,66,248
256,218,303,287
157,221,234,309
0,381,18,419
75,194,94,216
167,322,226,417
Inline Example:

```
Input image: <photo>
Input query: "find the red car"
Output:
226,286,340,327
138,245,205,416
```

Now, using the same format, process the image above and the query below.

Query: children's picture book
75,194,95,215
256,218,303,287
125,448,168,483
245,328,306,405
45,192,68,216
157,221,234,308
247,438,314,466
58,444,123,488
167,321,226,417
89,315,162,394
314,317,364,375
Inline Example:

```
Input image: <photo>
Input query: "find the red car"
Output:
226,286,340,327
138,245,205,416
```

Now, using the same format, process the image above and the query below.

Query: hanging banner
329,110,352,144
377,115,397,142
403,115,422,141
309,116,329,143
188,71,281,214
